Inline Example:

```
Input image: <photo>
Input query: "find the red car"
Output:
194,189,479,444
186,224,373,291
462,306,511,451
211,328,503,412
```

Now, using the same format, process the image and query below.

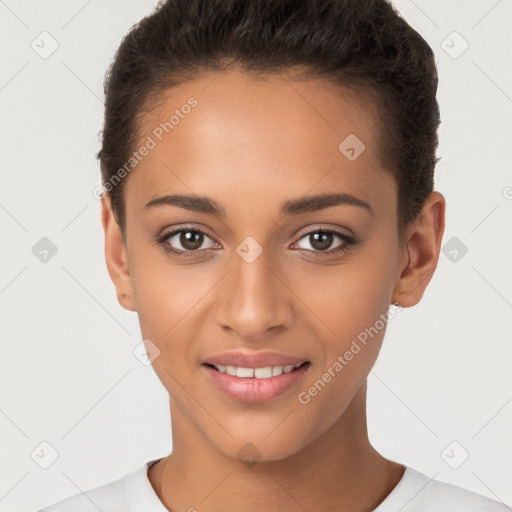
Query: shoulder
35,467,134,512
35,480,125,512
35,459,165,512
376,467,511,512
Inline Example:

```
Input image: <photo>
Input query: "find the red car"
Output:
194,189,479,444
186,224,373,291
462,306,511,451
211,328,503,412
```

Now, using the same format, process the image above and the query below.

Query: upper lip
202,351,309,368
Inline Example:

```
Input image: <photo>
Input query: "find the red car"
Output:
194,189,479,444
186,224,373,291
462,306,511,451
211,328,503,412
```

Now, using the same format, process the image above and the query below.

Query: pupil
181,231,203,250
311,232,332,251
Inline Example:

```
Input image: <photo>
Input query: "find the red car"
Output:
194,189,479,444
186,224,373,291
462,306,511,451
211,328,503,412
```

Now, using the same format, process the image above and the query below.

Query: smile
201,362,311,403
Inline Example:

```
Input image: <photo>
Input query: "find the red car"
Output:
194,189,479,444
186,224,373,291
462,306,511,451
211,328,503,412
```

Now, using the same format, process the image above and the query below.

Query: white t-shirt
37,458,510,512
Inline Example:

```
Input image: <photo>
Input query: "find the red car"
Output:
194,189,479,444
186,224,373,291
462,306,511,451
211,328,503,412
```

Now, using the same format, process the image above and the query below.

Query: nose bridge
215,238,293,338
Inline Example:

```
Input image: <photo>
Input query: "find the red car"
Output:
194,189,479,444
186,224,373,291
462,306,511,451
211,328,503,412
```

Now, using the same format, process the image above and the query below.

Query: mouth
201,360,311,403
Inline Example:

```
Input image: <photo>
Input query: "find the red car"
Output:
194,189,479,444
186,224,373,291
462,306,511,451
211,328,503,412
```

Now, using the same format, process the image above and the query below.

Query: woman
37,0,510,510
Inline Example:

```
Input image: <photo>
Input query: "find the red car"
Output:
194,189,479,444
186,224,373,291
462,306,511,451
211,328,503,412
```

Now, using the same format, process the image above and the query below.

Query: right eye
156,227,219,257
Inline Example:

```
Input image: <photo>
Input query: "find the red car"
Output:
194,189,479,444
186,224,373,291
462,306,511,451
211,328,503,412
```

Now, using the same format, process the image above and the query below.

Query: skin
101,66,445,512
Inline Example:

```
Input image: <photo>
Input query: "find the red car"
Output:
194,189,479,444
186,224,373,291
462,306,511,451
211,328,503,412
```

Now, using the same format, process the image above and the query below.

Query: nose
215,247,295,341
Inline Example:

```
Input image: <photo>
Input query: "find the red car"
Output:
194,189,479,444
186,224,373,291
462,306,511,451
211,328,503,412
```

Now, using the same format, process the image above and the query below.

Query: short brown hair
98,0,440,242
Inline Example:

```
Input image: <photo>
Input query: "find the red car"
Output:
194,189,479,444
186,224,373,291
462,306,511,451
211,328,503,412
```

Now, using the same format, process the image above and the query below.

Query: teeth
237,367,254,378
226,365,237,376
254,367,272,378
211,363,302,378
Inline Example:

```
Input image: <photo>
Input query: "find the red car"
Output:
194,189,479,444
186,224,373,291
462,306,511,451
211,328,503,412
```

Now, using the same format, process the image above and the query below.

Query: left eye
293,229,354,254
158,228,217,255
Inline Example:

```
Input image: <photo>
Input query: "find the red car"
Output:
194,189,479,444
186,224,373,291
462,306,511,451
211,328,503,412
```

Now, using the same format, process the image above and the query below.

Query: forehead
124,68,396,219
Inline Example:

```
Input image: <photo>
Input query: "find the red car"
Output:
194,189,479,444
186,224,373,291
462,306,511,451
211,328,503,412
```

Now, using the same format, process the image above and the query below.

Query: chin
208,423,317,466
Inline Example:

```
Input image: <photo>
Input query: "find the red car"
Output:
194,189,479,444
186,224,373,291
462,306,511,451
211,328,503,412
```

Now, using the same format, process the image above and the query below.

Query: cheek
297,267,394,430
128,246,220,376
314,253,397,339
302,240,399,398
128,244,192,341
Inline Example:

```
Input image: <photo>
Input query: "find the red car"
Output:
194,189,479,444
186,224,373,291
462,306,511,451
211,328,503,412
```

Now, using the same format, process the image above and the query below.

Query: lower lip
201,363,310,403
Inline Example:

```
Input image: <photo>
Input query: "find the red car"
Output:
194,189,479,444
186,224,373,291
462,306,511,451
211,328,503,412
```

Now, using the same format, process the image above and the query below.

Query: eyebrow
144,192,373,217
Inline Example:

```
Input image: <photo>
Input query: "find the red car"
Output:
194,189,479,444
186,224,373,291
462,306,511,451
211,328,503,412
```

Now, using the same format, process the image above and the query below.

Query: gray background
1,0,511,510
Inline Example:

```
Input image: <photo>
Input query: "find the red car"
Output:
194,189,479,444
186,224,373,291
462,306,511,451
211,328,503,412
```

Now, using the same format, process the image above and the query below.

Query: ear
100,194,137,312
392,191,446,308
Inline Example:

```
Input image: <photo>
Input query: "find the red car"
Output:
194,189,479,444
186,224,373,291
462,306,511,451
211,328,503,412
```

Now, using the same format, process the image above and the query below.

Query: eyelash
155,226,358,259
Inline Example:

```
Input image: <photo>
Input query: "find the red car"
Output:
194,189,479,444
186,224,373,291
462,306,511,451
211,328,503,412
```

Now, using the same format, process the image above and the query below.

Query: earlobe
100,195,137,312
391,191,446,308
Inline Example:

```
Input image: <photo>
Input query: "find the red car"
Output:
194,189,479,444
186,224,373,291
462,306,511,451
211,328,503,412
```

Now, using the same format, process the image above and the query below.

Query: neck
149,381,405,512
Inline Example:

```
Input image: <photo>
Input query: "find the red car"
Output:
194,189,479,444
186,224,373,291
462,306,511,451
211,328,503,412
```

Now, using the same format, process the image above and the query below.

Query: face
104,68,416,462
